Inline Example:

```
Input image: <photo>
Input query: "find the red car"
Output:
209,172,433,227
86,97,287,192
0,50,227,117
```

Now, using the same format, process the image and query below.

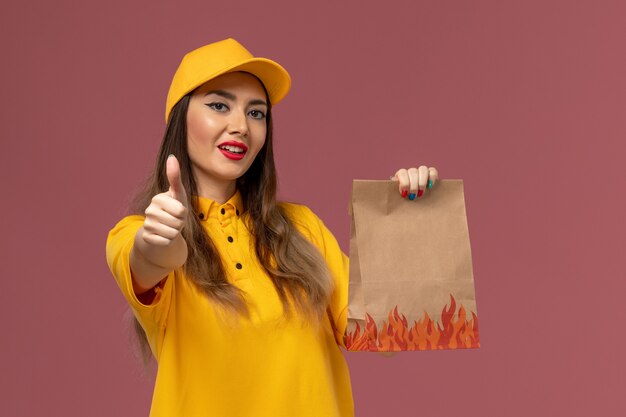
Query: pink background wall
2,0,624,415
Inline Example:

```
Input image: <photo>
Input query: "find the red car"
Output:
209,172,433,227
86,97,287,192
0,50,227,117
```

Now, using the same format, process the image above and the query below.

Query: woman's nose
227,110,249,137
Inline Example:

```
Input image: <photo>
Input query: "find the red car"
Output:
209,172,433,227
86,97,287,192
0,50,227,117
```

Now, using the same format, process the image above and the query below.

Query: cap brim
225,58,291,106
182,58,291,107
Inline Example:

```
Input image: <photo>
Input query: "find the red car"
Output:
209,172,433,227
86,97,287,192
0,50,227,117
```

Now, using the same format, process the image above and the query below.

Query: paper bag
344,180,480,351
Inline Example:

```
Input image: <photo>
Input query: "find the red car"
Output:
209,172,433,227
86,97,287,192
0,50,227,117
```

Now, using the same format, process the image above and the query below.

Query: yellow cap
165,38,291,123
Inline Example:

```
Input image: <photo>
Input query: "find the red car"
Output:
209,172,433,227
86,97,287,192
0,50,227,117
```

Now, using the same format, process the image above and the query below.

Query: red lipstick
217,141,248,161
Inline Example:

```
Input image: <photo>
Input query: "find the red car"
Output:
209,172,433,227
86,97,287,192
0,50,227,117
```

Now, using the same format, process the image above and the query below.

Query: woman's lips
217,140,248,161
218,148,245,160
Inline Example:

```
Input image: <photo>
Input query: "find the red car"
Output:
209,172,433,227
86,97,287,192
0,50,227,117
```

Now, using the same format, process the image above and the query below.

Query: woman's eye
249,110,266,119
207,102,228,112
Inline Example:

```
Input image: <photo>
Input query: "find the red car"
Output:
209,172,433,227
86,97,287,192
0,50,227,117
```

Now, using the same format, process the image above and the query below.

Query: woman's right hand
141,155,189,246
130,155,189,294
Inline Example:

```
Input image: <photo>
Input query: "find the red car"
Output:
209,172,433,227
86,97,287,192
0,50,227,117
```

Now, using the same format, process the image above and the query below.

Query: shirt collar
193,189,244,221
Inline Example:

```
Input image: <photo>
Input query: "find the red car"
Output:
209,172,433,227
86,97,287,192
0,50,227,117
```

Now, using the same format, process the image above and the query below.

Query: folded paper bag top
344,179,480,352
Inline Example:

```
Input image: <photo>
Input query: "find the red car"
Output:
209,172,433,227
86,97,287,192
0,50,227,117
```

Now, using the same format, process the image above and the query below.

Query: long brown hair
128,77,334,363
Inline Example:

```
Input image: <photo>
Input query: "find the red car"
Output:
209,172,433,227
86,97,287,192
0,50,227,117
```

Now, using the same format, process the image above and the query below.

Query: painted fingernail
401,190,408,198
409,193,416,200
417,190,424,197
428,180,433,189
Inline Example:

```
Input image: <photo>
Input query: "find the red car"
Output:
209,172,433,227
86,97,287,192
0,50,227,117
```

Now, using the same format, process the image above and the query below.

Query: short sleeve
105,215,175,355
282,204,350,349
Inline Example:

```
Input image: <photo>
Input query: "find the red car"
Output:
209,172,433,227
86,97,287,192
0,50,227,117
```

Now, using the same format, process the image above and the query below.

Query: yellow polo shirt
105,190,353,417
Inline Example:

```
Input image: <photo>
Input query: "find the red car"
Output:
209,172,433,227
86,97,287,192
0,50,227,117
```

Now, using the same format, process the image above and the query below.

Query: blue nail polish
409,193,416,200
428,180,433,189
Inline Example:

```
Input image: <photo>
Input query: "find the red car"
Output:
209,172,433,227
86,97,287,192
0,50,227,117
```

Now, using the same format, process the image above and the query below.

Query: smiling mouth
217,144,247,154
217,139,249,161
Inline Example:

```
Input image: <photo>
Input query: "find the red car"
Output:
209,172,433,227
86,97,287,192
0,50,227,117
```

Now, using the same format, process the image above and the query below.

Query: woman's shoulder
106,214,145,246
277,201,324,238
278,201,320,224
108,214,145,233
277,201,342,259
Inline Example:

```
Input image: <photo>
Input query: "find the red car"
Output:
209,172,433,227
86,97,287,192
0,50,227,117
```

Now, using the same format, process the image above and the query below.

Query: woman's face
186,71,268,191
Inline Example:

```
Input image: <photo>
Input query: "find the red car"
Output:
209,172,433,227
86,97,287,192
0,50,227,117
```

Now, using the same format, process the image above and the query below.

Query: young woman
106,38,438,417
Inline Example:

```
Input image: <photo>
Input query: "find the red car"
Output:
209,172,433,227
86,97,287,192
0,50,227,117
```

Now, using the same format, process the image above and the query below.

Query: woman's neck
194,177,237,204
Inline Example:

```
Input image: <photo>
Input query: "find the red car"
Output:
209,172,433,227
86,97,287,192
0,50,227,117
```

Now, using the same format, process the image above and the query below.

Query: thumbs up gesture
141,154,189,246
166,154,188,204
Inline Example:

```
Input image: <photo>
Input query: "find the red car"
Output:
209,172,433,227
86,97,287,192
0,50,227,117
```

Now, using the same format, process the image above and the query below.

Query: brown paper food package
344,180,480,351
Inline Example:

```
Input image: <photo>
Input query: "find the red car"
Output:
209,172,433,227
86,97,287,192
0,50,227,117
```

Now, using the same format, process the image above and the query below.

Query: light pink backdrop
2,1,624,416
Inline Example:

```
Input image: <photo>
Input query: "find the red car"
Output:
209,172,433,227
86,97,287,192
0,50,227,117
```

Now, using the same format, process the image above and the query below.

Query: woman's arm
130,230,187,294
130,155,189,294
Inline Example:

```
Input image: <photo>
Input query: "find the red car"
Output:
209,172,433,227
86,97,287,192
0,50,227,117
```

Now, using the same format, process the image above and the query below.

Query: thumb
166,154,187,204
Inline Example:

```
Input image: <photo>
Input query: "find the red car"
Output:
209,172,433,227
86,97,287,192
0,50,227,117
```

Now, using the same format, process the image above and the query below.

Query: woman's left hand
390,166,439,200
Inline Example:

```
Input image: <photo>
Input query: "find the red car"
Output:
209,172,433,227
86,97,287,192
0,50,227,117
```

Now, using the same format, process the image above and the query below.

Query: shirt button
235,263,242,269
221,208,226,215
198,213,204,219
227,236,234,243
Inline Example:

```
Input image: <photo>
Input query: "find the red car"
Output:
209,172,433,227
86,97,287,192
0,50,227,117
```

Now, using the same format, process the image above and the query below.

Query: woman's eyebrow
204,89,236,100
204,90,267,107
248,98,268,107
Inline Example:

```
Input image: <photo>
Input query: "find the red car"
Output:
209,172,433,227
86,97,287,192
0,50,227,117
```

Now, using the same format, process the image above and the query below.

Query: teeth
219,145,245,153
